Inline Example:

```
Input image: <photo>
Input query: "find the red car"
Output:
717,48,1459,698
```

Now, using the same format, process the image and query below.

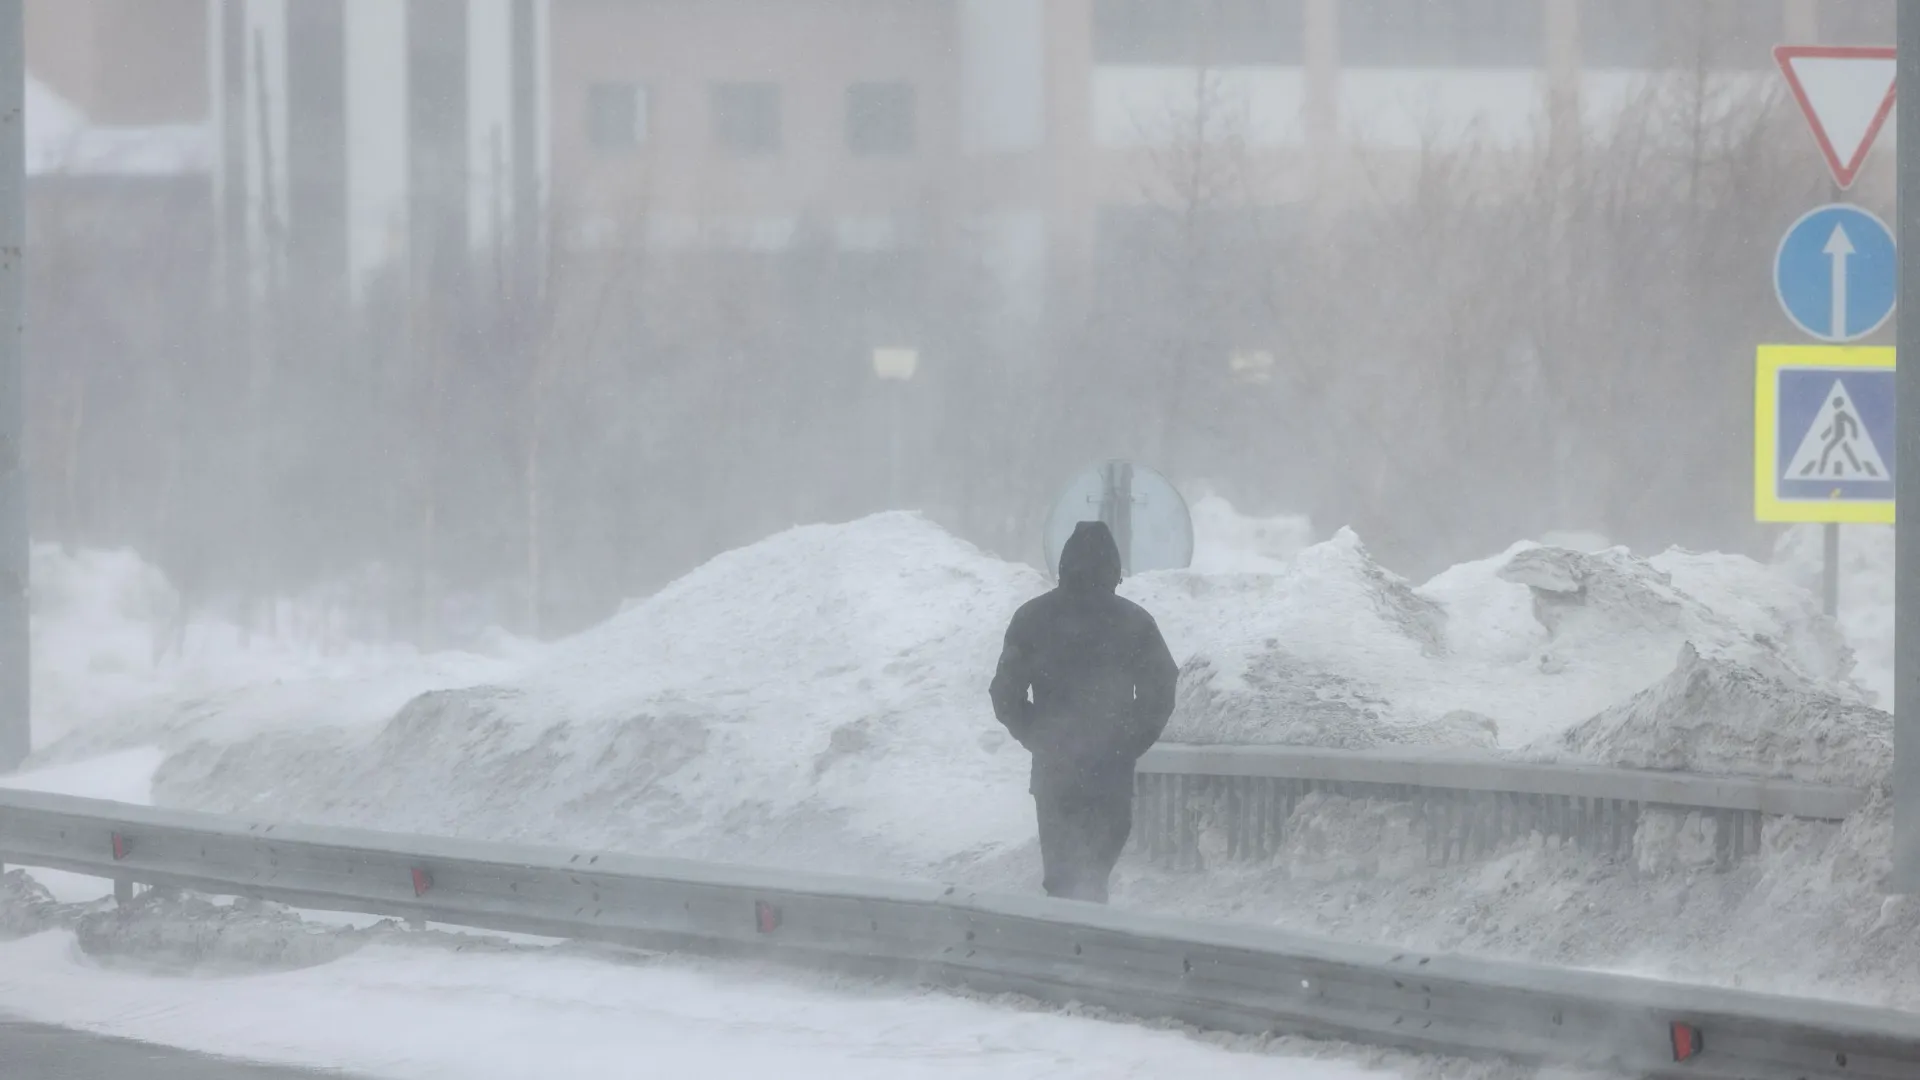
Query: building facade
31,0,1902,326
545,0,1896,319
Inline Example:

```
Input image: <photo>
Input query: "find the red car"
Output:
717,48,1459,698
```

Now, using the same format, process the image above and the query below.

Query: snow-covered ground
3,504,1906,1019
0,931,1443,1080
0,753,1500,1080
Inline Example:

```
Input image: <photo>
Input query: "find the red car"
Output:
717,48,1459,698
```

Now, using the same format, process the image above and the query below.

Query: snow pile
0,870,61,939
150,513,1044,876
72,893,370,974
18,504,1918,1009
1186,493,1313,574
28,543,530,760
1101,787,1920,1010
1145,529,1455,748
34,509,1854,883
31,545,178,729
1560,644,1892,786
1152,535,1856,751
1494,545,1856,691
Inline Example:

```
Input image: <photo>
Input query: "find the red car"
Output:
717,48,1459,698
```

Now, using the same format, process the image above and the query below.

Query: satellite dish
1043,460,1194,580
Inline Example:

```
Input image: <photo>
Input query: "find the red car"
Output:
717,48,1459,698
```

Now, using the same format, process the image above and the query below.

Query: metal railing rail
1133,744,1870,870
0,787,1913,1080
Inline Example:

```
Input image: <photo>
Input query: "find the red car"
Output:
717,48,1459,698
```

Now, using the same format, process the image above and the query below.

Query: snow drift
14,505,1914,1008
1153,536,1860,752
28,542,528,760
20,509,1854,889
1560,643,1891,787
149,513,1044,876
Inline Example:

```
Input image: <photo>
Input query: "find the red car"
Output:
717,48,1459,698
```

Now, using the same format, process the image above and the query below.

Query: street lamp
871,346,918,382
871,347,918,509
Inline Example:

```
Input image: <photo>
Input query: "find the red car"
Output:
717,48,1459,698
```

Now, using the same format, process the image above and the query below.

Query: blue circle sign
1774,203,1897,343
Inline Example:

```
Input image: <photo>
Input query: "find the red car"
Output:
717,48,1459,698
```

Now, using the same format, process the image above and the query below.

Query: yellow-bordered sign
1754,344,1895,523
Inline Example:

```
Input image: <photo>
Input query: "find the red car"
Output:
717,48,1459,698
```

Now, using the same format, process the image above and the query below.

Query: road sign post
1770,44,1900,629
1895,11,1920,891
1043,461,1193,581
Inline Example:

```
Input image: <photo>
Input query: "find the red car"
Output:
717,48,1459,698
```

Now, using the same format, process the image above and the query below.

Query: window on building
587,82,647,151
1579,0,1782,70
846,82,916,156
712,82,782,155
1340,0,1545,68
1092,0,1306,65
1816,0,1894,45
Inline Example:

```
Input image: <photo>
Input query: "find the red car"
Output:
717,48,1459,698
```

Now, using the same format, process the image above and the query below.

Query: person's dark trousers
1033,769,1134,903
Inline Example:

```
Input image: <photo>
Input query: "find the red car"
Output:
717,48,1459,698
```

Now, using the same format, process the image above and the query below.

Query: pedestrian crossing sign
1755,344,1895,523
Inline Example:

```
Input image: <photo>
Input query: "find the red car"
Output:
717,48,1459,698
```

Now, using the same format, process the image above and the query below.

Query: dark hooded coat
989,521,1179,795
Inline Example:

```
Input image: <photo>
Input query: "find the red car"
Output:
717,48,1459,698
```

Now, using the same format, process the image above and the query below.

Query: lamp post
871,347,918,510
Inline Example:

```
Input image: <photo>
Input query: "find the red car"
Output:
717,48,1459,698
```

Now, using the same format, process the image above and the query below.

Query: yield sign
1774,45,1897,191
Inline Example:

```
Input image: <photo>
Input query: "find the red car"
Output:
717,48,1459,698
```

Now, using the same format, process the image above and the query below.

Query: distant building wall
26,0,207,125
208,0,549,310
542,0,1893,325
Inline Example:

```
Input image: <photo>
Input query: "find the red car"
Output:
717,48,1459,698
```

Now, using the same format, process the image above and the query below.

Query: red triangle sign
1774,45,1897,190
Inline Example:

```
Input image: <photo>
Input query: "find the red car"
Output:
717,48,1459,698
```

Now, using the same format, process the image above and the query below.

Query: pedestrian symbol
1784,380,1888,481
1753,344,1896,524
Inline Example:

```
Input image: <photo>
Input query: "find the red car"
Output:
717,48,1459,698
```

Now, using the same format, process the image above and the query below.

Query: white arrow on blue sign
1773,203,1897,343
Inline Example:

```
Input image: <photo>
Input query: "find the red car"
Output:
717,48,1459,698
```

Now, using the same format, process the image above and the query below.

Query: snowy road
0,1018,355,1080
0,931,1411,1080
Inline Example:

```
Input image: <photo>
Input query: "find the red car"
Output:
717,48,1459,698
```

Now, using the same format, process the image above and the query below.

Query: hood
1058,520,1123,593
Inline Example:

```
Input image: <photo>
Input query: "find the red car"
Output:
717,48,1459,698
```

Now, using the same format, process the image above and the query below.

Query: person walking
989,520,1178,903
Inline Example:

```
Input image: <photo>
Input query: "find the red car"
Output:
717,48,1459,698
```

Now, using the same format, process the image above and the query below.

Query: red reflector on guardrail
1670,1021,1704,1062
110,832,128,860
411,868,432,897
756,901,781,934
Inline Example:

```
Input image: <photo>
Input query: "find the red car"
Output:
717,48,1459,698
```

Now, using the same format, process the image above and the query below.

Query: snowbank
1495,545,1855,690
1154,535,1857,751
1099,786,1920,1010
0,871,60,939
20,505,1915,1009
1186,493,1313,574
24,508,1862,884
149,514,1044,876
1560,644,1892,786
28,543,530,759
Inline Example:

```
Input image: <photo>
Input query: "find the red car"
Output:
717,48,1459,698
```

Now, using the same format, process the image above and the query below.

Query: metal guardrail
1,787,1915,1079
1133,744,1870,870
